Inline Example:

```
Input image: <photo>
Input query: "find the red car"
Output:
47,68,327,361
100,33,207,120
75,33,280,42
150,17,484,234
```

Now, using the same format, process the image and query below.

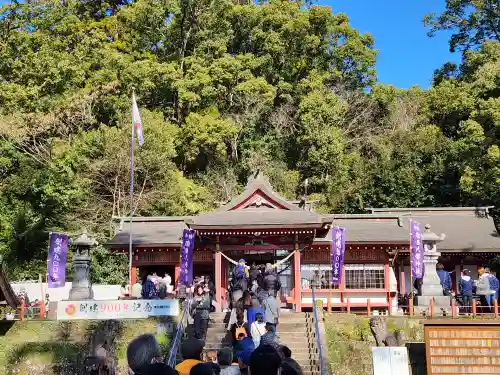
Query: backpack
235,323,247,339
158,281,167,299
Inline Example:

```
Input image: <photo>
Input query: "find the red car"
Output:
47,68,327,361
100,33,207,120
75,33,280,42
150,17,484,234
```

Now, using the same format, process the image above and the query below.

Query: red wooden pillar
400,270,405,295
340,264,346,308
129,266,137,295
131,266,137,285
174,265,180,285
294,248,301,312
384,264,391,314
215,236,222,312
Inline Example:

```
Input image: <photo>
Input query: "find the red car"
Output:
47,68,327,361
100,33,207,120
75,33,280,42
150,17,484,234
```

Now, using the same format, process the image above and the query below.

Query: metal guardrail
311,287,326,375
167,298,192,368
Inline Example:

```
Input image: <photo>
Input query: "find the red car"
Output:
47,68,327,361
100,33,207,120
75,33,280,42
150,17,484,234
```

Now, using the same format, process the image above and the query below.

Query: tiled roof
106,218,188,246
314,215,409,244
190,208,324,229
369,207,500,251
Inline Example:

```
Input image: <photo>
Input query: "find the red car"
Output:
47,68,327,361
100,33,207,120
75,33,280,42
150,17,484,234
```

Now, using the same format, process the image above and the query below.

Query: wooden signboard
424,320,500,375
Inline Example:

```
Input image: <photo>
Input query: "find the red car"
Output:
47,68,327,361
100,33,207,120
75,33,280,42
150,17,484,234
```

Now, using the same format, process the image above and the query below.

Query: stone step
202,344,317,353
206,332,313,339
204,338,315,347
286,353,319,359
297,365,320,371
209,321,310,328
302,370,320,375
207,322,311,329
280,345,318,352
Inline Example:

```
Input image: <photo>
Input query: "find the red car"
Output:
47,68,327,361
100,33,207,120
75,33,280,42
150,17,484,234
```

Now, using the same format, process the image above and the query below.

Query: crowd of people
187,259,283,348
122,258,297,375
126,333,302,375
226,260,282,351
412,264,500,314
458,266,499,313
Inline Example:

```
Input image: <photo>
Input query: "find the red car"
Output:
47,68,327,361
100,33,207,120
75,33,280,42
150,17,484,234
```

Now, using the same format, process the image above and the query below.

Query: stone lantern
415,224,448,314
68,229,97,300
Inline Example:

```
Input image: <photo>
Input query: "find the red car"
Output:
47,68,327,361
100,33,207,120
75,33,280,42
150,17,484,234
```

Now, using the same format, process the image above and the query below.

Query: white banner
57,299,179,320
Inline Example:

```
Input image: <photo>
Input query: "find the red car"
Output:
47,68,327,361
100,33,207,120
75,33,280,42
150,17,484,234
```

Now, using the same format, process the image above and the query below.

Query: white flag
132,93,144,146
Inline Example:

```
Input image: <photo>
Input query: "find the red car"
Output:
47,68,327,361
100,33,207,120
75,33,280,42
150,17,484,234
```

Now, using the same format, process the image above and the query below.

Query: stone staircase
203,311,322,375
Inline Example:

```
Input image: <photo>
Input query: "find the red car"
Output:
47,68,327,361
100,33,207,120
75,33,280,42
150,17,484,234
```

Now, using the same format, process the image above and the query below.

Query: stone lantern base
415,295,451,316
68,253,94,300
413,224,450,316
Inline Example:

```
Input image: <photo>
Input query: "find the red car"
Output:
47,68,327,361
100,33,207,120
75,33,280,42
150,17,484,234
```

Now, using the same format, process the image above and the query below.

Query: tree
3,0,494,281
424,0,500,52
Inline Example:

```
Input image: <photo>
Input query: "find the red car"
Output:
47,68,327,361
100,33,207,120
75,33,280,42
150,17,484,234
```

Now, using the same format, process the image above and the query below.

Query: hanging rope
219,250,295,269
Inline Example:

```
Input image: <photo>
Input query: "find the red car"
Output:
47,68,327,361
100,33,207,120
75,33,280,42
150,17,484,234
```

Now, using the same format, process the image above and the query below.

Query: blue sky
318,0,461,89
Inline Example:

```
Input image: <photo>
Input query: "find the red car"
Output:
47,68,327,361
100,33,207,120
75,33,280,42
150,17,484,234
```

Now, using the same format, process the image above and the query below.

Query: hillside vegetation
0,319,163,375
0,0,499,281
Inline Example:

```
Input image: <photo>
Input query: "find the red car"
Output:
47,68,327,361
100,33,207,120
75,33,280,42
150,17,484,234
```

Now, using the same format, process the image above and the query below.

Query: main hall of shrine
107,172,500,312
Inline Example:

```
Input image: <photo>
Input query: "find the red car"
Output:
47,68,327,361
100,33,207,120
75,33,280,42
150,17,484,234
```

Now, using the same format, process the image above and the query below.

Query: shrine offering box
424,320,500,374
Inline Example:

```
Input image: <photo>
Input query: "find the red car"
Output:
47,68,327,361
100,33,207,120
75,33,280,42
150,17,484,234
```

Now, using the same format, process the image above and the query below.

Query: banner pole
409,219,413,300
128,90,136,293
46,232,51,289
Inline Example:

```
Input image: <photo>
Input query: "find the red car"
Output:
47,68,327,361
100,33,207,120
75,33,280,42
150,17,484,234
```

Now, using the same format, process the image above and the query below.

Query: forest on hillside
0,0,499,282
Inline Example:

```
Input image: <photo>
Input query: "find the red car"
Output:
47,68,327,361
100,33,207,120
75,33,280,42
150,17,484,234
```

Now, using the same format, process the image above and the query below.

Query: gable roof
218,171,301,211
190,208,325,230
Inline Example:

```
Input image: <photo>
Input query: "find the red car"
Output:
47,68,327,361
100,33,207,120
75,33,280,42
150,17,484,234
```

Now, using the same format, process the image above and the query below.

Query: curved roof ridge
218,170,301,211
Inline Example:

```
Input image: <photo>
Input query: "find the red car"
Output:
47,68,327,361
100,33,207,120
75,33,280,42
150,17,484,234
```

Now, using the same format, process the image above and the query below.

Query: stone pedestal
69,253,94,300
414,225,448,316
68,230,97,301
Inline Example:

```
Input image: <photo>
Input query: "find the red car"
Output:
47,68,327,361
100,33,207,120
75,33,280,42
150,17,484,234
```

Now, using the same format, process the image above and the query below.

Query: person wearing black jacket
193,286,211,340
263,265,281,298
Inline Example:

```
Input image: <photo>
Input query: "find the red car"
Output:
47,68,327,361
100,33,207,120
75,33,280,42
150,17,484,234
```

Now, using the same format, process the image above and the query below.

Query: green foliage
424,0,500,53
325,315,424,375
0,319,162,374
0,0,499,280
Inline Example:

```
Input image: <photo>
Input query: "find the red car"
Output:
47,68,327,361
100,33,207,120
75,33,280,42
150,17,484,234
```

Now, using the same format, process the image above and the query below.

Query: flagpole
128,88,136,293
409,219,413,299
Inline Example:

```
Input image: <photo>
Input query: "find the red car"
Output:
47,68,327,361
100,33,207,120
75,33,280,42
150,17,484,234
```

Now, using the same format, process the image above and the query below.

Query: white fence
11,282,122,302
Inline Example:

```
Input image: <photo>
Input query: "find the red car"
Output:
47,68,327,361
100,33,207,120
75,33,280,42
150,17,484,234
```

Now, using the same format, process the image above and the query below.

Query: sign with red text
56,299,179,320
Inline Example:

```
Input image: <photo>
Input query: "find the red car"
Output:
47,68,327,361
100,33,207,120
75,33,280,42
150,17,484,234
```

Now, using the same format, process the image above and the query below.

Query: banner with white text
56,299,179,320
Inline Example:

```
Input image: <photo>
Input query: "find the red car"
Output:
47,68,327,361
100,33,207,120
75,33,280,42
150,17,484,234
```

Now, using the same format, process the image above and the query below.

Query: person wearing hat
175,338,204,375
232,260,250,305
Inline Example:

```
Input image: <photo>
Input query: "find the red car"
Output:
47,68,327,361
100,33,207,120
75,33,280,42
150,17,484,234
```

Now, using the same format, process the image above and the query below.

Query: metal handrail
311,287,326,375
167,298,192,367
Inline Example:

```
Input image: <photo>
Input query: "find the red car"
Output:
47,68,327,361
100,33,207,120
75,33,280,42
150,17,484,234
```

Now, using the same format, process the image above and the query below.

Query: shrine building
106,172,500,312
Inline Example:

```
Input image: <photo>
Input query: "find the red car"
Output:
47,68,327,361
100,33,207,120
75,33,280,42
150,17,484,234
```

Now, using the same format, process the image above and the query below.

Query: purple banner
180,229,195,285
47,232,69,288
331,227,346,285
411,221,424,278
